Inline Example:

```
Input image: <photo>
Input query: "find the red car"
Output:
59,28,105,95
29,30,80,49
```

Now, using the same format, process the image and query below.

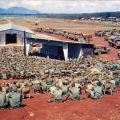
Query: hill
0,7,40,14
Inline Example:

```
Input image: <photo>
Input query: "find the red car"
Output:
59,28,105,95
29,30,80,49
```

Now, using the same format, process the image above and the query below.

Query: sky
0,0,120,13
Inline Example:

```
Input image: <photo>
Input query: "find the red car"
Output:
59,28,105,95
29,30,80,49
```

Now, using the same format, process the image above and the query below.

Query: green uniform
61,85,68,96
69,87,80,100
0,92,7,108
33,83,43,93
2,73,7,80
90,86,103,99
46,78,53,85
41,81,47,91
115,78,120,86
7,92,22,108
46,77,53,90
11,84,18,92
49,88,63,102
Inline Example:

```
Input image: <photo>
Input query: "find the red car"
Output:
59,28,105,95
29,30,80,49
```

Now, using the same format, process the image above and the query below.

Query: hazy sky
0,0,120,13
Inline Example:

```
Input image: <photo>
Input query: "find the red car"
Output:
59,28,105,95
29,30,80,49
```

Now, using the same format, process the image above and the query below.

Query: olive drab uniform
115,78,120,86
2,85,11,93
11,84,18,92
61,85,68,96
49,87,63,102
53,89,63,102
33,80,43,93
90,86,103,99
2,72,7,80
0,92,7,108
69,87,80,100
7,91,22,108
46,77,53,85
60,80,69,96
46,76,53,89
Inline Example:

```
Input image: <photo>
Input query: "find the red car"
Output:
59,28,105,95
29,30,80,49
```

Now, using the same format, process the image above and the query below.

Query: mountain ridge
0,7,40,14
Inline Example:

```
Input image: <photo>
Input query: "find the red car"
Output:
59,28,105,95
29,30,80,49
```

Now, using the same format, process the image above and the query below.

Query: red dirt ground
92,35,119,61
0,87,120,120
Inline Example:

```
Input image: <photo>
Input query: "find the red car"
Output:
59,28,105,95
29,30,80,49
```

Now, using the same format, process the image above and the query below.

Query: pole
24,31,26,56
23,31,27,78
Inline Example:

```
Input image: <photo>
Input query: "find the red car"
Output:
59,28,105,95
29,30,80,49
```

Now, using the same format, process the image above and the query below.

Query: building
27,33,94,61
0,23,94,61
0,23,34,45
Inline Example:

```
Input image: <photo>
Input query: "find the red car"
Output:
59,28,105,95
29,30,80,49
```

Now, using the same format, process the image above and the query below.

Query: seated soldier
2,83,11,93
61,81,69,96
69,83,81,100
46,75,53,85
11,82,18,92
33,81,43,94
7,89,22,108
48,85,63,102
46,75,53,90
115,78,120,86
90,82,103,99
104,81,114,95
2,72,7,80
0,86,7,108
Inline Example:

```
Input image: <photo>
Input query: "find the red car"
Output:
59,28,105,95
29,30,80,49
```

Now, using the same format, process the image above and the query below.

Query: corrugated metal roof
0,23,33,34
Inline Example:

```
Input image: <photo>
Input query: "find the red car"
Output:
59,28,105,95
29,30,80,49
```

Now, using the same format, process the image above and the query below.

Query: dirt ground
0,18,120,120
0,87,120,120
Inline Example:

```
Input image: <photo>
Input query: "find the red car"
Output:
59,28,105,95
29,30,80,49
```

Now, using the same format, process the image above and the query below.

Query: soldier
0,86,7,108
40,79,47,91
2,83,11,93
46,74,53,90
75,81,83,94
2,71,7,80
69,83,81,100
48,85,63,102
7,88,22,108
59,80,69,96
32,80,44,94
115,77,120,86
104,81,114,95
11,82,18,92
21,83,31,99
90,82,103,99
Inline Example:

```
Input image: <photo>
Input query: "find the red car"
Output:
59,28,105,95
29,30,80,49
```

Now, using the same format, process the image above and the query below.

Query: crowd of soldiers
95,29,120,48
47,58,120,102
35,28,92,43
0,46,120,108
0,83,22,108
95,29,120,37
